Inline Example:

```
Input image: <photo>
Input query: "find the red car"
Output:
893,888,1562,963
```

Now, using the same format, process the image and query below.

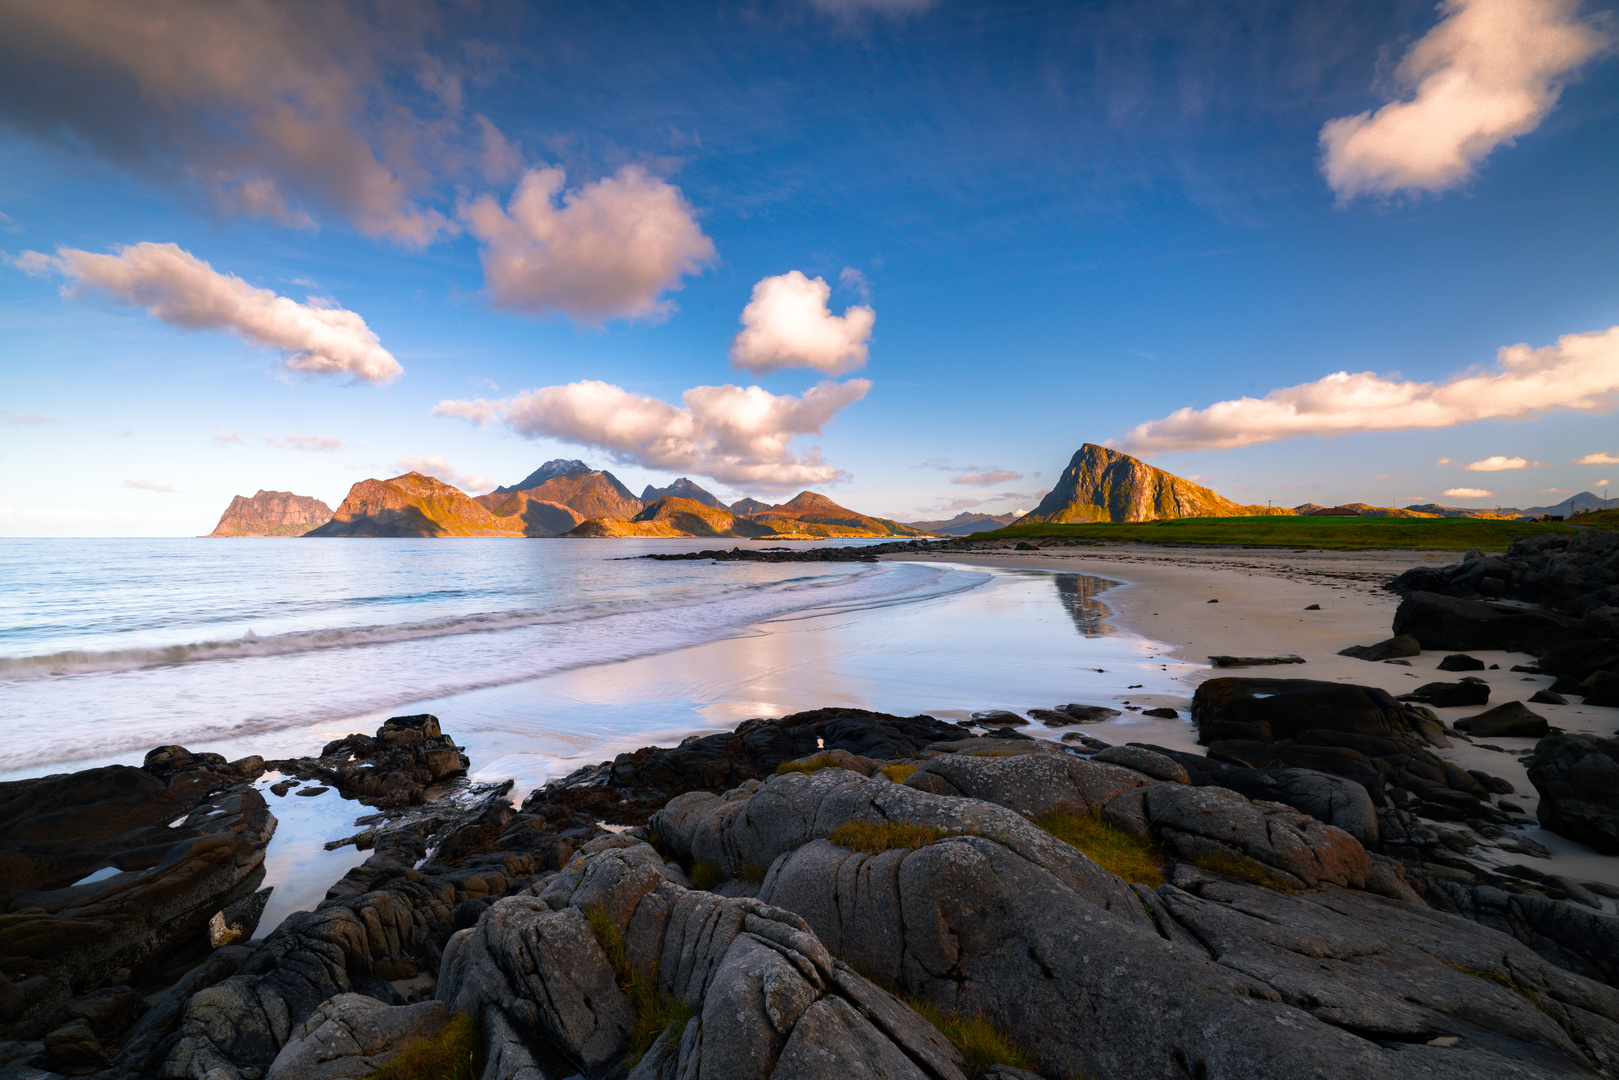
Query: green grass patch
881,764,917,782
1031,808,1163,887
973,515,1576,551
584,903,694,1064
1192,851,1298,894
777,754,842,775
364,1012,481,1080
903,997,1036,1077
826,820,969,852
687,860,723,890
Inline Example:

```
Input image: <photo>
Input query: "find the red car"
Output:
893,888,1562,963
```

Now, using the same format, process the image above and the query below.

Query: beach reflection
1054,573,1117,637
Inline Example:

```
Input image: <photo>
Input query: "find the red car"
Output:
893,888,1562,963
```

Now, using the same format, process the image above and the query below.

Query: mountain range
214,460,928,540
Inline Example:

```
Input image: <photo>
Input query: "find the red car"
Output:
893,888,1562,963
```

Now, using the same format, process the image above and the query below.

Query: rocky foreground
5,527,1619,1080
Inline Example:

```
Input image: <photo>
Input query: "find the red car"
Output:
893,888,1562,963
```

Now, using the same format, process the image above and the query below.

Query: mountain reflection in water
1054,573,1119,637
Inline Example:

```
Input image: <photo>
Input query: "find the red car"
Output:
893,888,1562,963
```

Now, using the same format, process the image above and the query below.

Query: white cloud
436,378,871,488
1466,455,1533,470
1576,451,1619,465
0,0,454,244
123,478,175,493
396,454,495,495
1116,323,1619,453
267,434,342,452
0,409,54,426
213,432,245,446
26,242,401,384
730,271,875,375
1436,457,1455,465
1443,487,1495,498
1598,478,1613,487
460,166,715,322
1320,0,1610,201
952,469,1022,487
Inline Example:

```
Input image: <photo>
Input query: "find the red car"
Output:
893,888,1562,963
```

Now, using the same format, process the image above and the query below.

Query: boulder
1539,639,1619,681
1391,591,1569,651
1208,654,1306,667
1530,689,1569,706
267,713,469,808
1398,679,1490,708
969,710,1027,727
1338,635,1421,661
1527,733,1619,855
1436,653,1486,671
1059,704,1121,723
264,994,450,1080
1192,678,1417,743
1453,701,1550,739
1582,670,1619,707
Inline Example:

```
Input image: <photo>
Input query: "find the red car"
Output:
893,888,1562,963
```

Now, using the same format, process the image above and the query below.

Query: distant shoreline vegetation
975,516,1583,551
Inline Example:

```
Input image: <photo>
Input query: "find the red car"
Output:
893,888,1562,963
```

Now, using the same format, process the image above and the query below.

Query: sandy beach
899,542,1619,896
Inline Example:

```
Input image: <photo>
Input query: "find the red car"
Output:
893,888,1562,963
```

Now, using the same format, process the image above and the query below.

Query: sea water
0,537,1201,925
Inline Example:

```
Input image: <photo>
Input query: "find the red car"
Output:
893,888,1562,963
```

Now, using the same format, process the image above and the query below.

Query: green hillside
976,515,1582,551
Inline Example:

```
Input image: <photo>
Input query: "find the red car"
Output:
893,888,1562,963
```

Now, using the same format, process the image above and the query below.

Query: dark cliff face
207,490,333,536
1020,444,1257,524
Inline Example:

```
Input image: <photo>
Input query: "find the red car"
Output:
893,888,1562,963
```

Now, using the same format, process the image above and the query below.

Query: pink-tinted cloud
460,166,715,322
436,378,870,488
1117,323,1619,453
24,242,401,384
267,434,343,451
952,469,1021,487
1320,0,1610,201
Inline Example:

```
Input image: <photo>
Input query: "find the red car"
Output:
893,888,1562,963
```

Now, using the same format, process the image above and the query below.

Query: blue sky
2,0,1617,535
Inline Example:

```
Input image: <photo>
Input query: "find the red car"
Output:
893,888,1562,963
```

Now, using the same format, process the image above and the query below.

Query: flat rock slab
1210,654,1307,667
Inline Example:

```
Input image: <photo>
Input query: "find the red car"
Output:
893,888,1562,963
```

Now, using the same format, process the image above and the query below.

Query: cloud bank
20,242,401,384
1465,455,1544,470
1443,487,1495,498
1576,451,1619,465
730,271,875,375
1115,323,1619,453
460,166,715,322
0,0,456,243
435,378,870,488
1320,0,1610,200
396,454,494,494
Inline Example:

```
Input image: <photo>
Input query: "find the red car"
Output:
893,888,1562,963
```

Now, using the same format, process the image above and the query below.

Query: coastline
894,543,1619,893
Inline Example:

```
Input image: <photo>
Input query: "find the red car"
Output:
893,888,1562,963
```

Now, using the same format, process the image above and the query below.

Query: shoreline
891,543,1619,894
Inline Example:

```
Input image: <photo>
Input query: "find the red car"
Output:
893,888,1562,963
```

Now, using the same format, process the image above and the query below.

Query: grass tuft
881,764,917,783
583,903,694,1064
1191,851,1298,894
777,754,841,775
1032,808,1163,887
688,860,723,890
733,861,769,884
903,997,1036,1077
826,820,971,853
364,1012,480,1080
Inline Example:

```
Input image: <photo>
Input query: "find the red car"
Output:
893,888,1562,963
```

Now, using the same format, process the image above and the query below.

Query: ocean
0,537,1199,927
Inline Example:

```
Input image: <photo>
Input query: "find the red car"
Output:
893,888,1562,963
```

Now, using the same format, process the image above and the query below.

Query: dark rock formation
1189,677,1511,836
1391,590,1573,651
1338,634,1421,661
0,747,272,1054
1399,678,1491,707
1437,653,1487,671
1454,701,1550,738
521,708,971,824
1019,443,1282,523
1528,733,1619,855
265,714,468,808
